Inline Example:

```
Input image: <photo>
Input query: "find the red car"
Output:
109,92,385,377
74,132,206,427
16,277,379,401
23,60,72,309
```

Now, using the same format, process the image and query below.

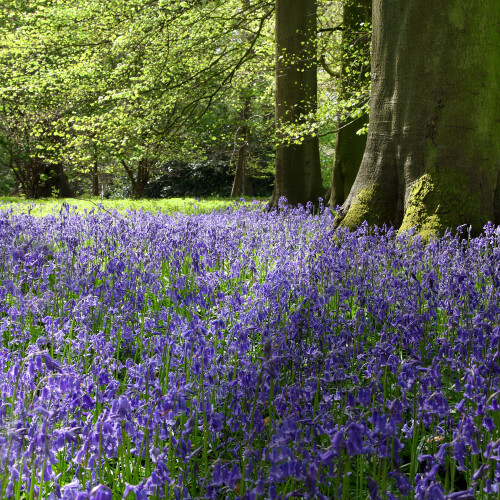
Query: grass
0,196,265,217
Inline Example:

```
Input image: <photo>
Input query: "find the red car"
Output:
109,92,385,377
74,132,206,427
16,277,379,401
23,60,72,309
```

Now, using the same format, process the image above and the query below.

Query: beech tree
325,0,371,208
269,0,324,207
335,0,500,237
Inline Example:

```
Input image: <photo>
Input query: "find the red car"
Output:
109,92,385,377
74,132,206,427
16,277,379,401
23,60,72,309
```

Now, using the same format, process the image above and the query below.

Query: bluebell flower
347,423,365,456
89,485,112,500
366,476,380,500
42,352,62,373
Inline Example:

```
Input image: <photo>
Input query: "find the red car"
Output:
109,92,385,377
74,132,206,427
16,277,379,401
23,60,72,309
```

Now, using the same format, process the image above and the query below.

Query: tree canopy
0,0,366,201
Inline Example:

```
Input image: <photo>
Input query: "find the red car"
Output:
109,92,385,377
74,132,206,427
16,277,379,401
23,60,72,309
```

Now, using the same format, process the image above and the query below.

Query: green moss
448,3,466,30
340,184,377,229
399,171,488,240
340,183,395,230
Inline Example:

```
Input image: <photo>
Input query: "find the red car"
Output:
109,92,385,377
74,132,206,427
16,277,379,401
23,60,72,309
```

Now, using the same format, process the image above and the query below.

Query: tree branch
319,55,340,78
318,25,343,33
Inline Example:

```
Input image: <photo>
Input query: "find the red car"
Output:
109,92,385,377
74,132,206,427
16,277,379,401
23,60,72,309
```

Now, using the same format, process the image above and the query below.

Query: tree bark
92,160,99,197
136,158,150,199
121,158,151,199
50,163,74,198
14,157,73,198
269,0,324,207
326,0,371,208
336,0,500,238
231,97,253,197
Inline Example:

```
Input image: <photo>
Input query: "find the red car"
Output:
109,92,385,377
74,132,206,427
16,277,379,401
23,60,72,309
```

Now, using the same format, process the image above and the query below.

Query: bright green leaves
0,0,372,198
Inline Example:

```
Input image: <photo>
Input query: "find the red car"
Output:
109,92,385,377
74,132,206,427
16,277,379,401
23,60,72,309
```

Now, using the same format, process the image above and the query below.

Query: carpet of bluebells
1,200,500,500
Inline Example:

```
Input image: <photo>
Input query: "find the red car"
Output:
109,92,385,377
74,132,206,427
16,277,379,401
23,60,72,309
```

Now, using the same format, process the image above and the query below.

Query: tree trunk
231,97,252,197
92,160,99,197
121,159,150,199
336,0,500,238
326,0,371,208
51,163,74,198
269,0,323,207
327,115,367,207
121,160,137,198
38,163,74,198
135,158,150,199
244,173,254,197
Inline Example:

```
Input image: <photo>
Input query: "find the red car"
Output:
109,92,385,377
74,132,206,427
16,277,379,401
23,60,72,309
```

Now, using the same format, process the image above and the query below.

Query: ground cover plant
0,199,499,499
0,197,246,218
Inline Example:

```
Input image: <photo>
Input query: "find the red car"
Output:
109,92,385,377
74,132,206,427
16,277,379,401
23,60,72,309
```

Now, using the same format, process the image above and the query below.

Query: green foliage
0,0,371,198
0,196,264,216
0,0,276,195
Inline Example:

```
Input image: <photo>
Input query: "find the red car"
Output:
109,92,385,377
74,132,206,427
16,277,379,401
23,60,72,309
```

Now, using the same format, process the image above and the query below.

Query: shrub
144,159,274,198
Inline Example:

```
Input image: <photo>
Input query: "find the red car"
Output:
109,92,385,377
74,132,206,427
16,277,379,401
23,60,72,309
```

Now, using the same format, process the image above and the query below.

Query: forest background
0,0,369,203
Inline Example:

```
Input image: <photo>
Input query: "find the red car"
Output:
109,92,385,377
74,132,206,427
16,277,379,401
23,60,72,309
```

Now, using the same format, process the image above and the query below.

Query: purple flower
472,463,490,481
483,417,495,432
5,481,13,499
3,203,500,498
117,395,131,417
89,485,111,500
228,464,241,489
42,352,62,373
212,463,225,486
146,460,174,488
445,490,475,500
366,476,380,500
98,370,110,386
389,471,411,495
304,463,317,496
123,483,148,500
347,423,365,456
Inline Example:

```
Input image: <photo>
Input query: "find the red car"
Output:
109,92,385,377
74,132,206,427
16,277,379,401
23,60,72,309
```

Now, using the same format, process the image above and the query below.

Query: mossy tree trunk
269,0,324,207
326,0,371,208
336,0,500,237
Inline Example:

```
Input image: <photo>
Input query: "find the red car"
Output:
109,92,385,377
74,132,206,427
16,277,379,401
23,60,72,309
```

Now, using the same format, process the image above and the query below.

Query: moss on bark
335,0,500,238
399,171,489,240
340,185,374,228
340,183,394,228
